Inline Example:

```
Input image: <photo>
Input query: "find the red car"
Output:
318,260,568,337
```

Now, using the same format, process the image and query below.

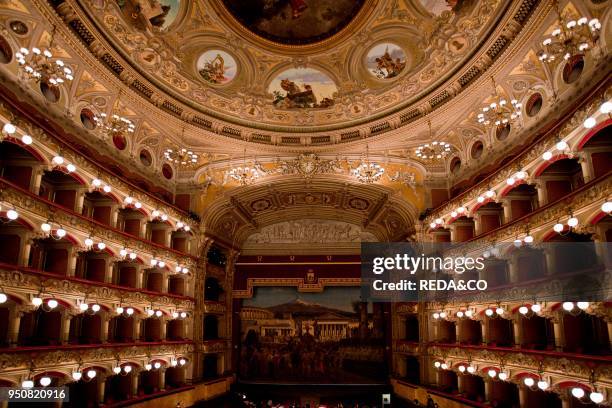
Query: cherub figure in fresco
374,46,406,79
198,54,230,84
273,78,334,109
116,0,173,30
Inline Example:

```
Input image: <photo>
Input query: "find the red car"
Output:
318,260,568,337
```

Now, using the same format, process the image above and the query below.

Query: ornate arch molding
202,177,419,246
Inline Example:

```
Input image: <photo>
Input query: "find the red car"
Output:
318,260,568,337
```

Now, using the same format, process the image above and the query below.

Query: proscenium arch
201,175,419,247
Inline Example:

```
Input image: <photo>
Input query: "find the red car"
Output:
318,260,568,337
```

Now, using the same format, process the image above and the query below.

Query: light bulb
450,211,458,218
524,235,534,243
21,135,33,145
113,367,121,374
147,309,154,316
22,380,34,389
590,392,604,404
116,307,124,314
467,366,475,374
177,221,184,228
145,364,152,371
39,376,52,387
6,209,18,220
457,207,466,214
155,310,162,317
488,369,497,378
86,370,96,379
542,151,553,161
181,267,188,274
433,313,440,319
506,177,515,185
150,259,158,266
124,196,133,204
439,312,447,318
0,293,6,303
567,217,579,227
571,387,585,399
516,171,527,180
124,365,132,373
56,228,66,238
485,309,494,317
577,302,589,310
32,297,43,306
92,304,100,312
79,303,89,311
66,164,76,172
120,249,128,257
161,214,168,221
171,360,178,367
179,358,186,366
458,365,466,372
531,304,541,313
538,380,549,390
52,155,64,165
465,310,473,318
126,308,134,315
556,141,568,151
154,362,161,369
184,225,190,231
72,372,82,381
47,299,58,309
103,185,111,193
602,202,612,214
92,178,102,187
600,101,612,114
2,123,16,134
498,372,508,381
485,190,495,198
85,238,94,247
129,252,137,260
583,117,597,129
495,307,504,315
434,361,441,368
172,312,179,319
563,302,575,311
430,222,437,229
553,223,564,233
97,242,106,250
41,222,51,232
180,312,187,318
135,202,142,209
441,363,448,370
519,306,529,315
524,377,535,387
456,311,464,318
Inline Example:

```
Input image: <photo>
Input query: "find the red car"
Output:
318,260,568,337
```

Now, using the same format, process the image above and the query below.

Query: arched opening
138,366,162,394
171,229,191,253
168,275,185,296
167,319,185,340
207,246,227,267
404,314,419,342
483,259,508,287
82,190,117,226
457,319,482,345
109,315,136,343
29,236,74,275
462,374,485,402
451,216,474,242
496,124,511,141
18,305,64,346
142,317,162,342
438,370,458,393
475,202,503,234
450,157,461,174
164,366,185,389
104,369,134,404
144,268,165,292
0,218,30,265
39,169,83,211
80,108,96,130
513,247,546,281
118,208,146,238
67,374,103,408
203,315,219,340
436,320,456,343
490,380,519,408
524,387,562,408
581,126,612,179
203,354,220,379
525,92,543,116
404,356,420,385
76,251,111,282
503,183,538,222
471,141,484,159
546,232,598,275
0,35,12,63
0,141,42,190
520,314,554,350
69,312,103,344
115,261,141,288
563,312,610,354
563,54,584,84
486,317,513,347
40,81,60,103
148,220,171,246
538,158,583,204
204,277,223,302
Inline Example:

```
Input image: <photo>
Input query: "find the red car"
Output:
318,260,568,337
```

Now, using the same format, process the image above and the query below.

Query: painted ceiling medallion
197,50,238,85
269,68,337,109
221,0,366,45
366,43,407,80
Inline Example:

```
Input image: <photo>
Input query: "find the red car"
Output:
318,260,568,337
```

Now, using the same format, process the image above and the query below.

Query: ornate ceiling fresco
0,0,609,243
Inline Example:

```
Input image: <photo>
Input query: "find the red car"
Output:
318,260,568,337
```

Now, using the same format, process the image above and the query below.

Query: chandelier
476,77,522,127
15,27,73,85
93,92,135,138
226,149,259,186
164,128,199,168
537,0,601,64
351,145,384,183
414,120,451,162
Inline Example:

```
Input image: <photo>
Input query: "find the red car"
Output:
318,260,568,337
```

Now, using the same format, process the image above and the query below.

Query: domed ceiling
80,0,508,132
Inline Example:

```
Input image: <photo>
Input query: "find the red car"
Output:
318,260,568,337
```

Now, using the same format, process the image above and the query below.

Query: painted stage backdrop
239,287,387,383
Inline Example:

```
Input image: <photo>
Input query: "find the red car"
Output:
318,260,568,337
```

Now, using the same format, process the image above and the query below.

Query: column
61,314,73,344
67,248,77,277
473,214,482,236
8,310,22,347
507,257,519,283
457,374,464,394
519,385,528,407
98,377,106,404
449,225,457,242
544,247,557,276
535,180,547,206
607,320,612,351
159,368,166,391
513,317,523,349
75,190,86,214
136,267,144,289
455,320,461,343
131,373,139,397
100,317,110,343
161,274,169,293
553,316,565,352
110,205,119,228
578,151,594,183
105,258,113,283
484,378,493,403
30,167,43,194
501,200,512,224
160,318,167,341
134,318,142,342
19,236,32,267
481,319,488,345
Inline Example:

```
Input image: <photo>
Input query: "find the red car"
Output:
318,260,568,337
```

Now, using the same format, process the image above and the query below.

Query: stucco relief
244,220,377,244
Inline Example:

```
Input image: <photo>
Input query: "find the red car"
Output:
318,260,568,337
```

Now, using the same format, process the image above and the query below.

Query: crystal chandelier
351,145,384,183
414,120,451,162
477,77,522,127
93,92,135,137
227,149,259,186
164,128,198,168
537,0,601,64
15,27,73,85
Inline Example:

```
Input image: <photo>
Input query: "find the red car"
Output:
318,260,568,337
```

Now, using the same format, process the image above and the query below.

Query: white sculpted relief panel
245,220,377,244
